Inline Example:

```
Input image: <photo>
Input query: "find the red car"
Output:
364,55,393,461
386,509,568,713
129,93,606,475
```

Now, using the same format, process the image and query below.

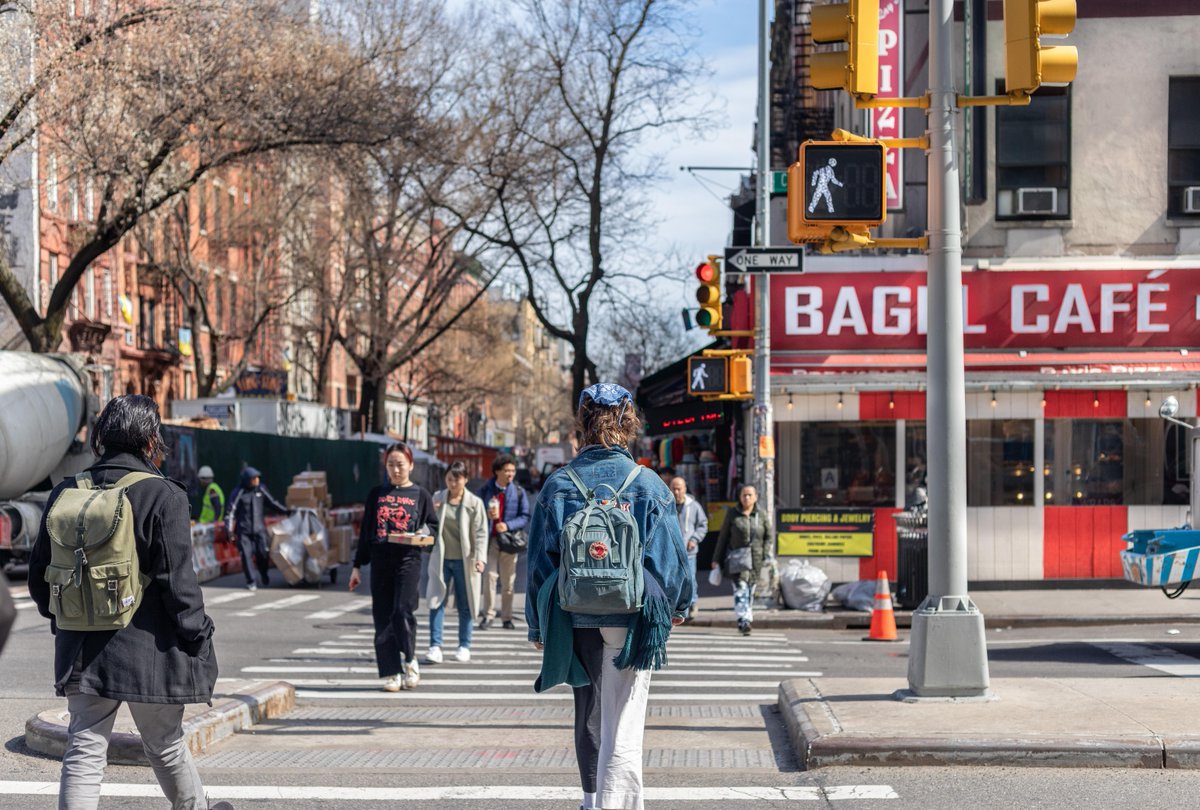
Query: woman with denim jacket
525,383,695,810
712,484,773,635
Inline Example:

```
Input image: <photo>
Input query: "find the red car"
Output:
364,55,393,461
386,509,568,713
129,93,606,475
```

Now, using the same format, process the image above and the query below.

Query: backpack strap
613,465,644,498
112,471,160,490
563,467,593,500
75,473,95,490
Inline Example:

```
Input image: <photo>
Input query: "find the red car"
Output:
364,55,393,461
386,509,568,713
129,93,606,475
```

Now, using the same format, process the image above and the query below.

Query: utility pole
905,0,990,698
753,0,775,534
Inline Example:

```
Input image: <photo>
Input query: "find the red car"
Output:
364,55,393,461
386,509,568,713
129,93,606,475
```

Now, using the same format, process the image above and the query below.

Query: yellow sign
706,501,734,533
776,508,875,557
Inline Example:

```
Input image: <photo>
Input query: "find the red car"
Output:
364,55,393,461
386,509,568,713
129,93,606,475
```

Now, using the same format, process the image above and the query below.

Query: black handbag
496,529,528,554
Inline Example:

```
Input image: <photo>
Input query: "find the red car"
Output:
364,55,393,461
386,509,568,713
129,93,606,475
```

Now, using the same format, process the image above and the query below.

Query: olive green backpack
44,471,157,631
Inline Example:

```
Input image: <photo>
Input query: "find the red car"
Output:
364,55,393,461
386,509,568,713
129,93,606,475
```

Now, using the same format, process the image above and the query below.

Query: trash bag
831,579,876,612
708,566,722,587
779,560,831,612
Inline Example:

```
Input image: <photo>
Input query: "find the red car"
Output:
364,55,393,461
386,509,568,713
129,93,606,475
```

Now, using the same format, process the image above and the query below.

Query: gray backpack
558,465,645,615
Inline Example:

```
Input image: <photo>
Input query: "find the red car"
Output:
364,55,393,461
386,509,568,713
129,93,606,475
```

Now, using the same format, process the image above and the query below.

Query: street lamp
1159,396,1200,530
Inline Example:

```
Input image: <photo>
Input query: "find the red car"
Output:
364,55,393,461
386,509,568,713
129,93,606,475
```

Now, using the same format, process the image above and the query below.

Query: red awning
771,351,1200,375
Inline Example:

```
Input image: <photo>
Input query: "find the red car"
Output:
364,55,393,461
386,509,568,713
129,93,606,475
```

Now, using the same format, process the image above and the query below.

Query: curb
776,679,1167,770
690,612,1200,631
24,681,295,766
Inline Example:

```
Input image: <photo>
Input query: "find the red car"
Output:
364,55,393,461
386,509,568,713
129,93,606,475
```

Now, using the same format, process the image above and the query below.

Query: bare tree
452,0,711,407
597,279,703,388
0,0,418,352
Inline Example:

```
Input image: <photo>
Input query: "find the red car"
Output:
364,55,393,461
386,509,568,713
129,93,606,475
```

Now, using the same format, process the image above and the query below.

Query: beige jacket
426,488,488,617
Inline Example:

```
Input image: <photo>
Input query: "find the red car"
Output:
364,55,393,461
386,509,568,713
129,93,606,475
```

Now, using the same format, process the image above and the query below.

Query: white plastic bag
831,579,876,612
707,566,722,587
779,560,831,612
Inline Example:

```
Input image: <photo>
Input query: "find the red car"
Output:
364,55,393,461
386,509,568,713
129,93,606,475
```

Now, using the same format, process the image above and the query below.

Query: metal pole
754,0,775,536
905,0,990,699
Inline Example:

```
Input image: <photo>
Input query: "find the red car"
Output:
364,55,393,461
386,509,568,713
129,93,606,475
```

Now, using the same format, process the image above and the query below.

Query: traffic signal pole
906,0,991,698
754,0,775,536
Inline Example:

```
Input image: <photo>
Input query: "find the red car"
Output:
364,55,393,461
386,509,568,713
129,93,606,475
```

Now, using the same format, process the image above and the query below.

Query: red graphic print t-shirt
354,483,438,566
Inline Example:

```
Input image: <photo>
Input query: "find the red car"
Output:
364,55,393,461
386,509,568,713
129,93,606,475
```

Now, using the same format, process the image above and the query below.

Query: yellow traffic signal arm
957,92,1032,108
831,128,928,151
852,93,930,110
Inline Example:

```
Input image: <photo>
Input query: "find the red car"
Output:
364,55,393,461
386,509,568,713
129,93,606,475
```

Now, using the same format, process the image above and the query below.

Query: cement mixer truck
0,352,95,572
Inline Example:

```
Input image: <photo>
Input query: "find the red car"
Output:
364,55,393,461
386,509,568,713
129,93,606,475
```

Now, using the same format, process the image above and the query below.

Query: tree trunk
357,374,388,435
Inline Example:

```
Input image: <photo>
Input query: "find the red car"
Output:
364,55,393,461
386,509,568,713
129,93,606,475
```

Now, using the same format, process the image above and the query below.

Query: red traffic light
695,262,716,283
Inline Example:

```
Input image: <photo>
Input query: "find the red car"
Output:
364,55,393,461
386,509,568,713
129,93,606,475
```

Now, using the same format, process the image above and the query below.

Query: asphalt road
4,574,1200,809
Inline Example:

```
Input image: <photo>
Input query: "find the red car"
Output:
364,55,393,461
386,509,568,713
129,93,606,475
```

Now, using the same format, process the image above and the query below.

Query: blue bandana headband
578,383,633,409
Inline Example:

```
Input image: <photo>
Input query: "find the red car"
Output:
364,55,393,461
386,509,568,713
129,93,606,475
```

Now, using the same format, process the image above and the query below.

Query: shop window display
905,421,1035,507
1045,419,1189,506
800,422,895,507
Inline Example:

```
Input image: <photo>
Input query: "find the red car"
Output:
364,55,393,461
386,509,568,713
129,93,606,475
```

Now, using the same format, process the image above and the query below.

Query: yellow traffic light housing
810,0,879,99
1004,0,1078,95
694,256,722,332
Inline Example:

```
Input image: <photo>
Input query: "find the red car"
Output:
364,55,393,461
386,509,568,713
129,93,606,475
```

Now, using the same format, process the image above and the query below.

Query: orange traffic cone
863,570,900,642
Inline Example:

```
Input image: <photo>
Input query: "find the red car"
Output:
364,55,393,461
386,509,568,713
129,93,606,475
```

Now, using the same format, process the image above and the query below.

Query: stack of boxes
268,470,339,585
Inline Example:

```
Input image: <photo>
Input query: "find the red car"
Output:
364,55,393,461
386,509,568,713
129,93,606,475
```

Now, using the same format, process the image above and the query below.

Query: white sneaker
403,659,420,689
423,646,443,664
382,674,403,693
455,646,470,663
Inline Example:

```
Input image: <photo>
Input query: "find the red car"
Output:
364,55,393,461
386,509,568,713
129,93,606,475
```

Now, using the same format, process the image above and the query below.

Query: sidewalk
770,586,1200,770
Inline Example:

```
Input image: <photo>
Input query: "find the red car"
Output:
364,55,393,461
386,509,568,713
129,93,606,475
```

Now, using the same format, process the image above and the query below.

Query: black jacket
28,452,218,704
0,572,14,657
226,476,287,538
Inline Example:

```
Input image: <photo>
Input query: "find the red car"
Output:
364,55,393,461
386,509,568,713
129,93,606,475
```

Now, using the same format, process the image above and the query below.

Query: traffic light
797,141,887,227
687,356,727,396
1003,0,1078,95
694,256,722,332
810,0,879,98
729,354,752,398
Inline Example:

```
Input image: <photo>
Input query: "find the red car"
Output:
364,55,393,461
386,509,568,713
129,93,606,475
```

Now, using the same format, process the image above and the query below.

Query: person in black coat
0,571,15,657
28,394,224,810
225,466,288,590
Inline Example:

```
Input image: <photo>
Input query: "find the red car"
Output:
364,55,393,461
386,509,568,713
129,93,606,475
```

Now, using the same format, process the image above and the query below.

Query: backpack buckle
51,584,61,596
107,579,119,592
74,548,88,566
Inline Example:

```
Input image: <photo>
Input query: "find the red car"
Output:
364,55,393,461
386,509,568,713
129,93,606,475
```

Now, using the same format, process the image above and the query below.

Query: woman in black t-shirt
349,442,438,692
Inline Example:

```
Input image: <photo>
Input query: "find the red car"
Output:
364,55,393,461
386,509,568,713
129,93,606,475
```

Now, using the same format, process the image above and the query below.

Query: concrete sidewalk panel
24,680,294,766
778,677,1198,770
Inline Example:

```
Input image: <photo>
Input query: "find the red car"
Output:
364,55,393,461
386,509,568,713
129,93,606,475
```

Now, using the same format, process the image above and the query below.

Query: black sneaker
477,617,491,630
502,620,516,630
741,622,753,636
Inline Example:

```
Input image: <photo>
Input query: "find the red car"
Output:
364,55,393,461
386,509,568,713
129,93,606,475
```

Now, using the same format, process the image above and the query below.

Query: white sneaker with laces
403,659,420,689
455,646,470,663
423,646,443,664
382,674,403,693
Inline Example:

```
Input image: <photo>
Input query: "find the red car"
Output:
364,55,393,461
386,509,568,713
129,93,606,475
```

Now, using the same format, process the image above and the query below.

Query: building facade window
85,176,95,221
86,269,96,320
46,155,58,211
799,422,895,507
995,85,1071,219
1168,76,1200,219
198,180,208,233
1045,419,1186,506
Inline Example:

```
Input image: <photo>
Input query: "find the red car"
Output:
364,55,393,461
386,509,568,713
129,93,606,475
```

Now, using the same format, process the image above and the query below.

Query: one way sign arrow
723,246,805,273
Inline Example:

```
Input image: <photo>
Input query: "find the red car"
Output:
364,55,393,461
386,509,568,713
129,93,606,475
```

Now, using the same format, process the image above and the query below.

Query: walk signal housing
795,141,887,227
694,257,722,332
1003,0,1078,95
687,356,728,397
810,0,879,98
728,355,752,397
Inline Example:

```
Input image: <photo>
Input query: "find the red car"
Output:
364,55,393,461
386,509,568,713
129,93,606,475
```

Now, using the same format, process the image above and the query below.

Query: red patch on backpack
589,541,609,560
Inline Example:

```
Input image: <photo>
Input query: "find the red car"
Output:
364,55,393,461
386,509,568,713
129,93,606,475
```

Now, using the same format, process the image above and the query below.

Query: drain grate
198,747,780,769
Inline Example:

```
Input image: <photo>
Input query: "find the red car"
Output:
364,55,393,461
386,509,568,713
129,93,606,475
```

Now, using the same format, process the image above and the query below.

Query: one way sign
723,246,804,273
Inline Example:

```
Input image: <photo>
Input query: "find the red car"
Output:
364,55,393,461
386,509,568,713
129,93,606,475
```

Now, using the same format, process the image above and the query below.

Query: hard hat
198,465,214,479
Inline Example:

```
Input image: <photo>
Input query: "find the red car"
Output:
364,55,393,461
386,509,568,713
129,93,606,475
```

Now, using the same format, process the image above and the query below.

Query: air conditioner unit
1016,187,1058,215
1185,186,1200,214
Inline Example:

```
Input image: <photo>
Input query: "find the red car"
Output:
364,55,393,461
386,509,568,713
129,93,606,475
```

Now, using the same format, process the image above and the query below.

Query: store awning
773,350,1200,376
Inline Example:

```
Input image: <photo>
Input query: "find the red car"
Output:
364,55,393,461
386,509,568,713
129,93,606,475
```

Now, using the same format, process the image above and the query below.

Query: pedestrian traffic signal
810,0,879,98
796,141,887,227
694,257,722,332
687,356,727,396
1003,0,1078,95
728,355,752,398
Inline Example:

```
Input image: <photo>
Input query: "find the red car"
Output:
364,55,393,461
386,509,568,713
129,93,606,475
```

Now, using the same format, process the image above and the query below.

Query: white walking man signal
691,363,709,391
808,158,843,214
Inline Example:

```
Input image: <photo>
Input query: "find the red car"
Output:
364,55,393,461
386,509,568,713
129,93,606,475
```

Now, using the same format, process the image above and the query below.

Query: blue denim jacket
524,445,696,642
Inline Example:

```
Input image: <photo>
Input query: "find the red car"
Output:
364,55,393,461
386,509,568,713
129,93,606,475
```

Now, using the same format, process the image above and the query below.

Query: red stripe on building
1043,390,1126,419
860,507,901,581
1043,506,1128,578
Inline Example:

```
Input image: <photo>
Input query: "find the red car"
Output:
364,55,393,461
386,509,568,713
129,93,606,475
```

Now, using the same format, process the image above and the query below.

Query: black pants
237,531,270,586
369,545,423,678
571,627,605,794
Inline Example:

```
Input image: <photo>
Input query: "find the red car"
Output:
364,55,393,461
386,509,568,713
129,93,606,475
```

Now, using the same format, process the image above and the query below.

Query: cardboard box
269,547,304,585
386,532,434,547
303,533,331,569
286,483,320,509
329,526,353,565
294,472,329,502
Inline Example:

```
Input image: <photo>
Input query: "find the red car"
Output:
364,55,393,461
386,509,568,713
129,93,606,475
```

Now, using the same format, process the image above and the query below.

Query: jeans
572,626,652,810
237,530,270,586
481,540,518,621
733,579,756,624
429,559,473,649
60,681,204,809
369,545,423,677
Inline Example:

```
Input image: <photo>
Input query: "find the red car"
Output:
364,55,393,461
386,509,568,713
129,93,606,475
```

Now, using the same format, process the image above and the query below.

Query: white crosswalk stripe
1092,642,1200,676
233,594,321,617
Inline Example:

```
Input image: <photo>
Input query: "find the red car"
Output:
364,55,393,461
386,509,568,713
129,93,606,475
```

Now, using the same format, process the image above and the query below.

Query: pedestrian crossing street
208,586,819,703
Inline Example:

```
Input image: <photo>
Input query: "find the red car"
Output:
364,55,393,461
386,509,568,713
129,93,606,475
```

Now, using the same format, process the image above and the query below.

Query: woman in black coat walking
28,395,223,810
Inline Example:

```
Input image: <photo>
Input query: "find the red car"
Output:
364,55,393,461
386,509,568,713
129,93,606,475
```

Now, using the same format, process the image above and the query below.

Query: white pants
574,626,652,810
60,689,205,810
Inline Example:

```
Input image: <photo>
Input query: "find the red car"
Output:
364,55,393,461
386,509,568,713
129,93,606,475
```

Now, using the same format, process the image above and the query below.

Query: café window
904,422,928,507
968,420,1035,506
1045,419,1185,506
995,85,1070,219
1168,77,1200,219
800,422,895,507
